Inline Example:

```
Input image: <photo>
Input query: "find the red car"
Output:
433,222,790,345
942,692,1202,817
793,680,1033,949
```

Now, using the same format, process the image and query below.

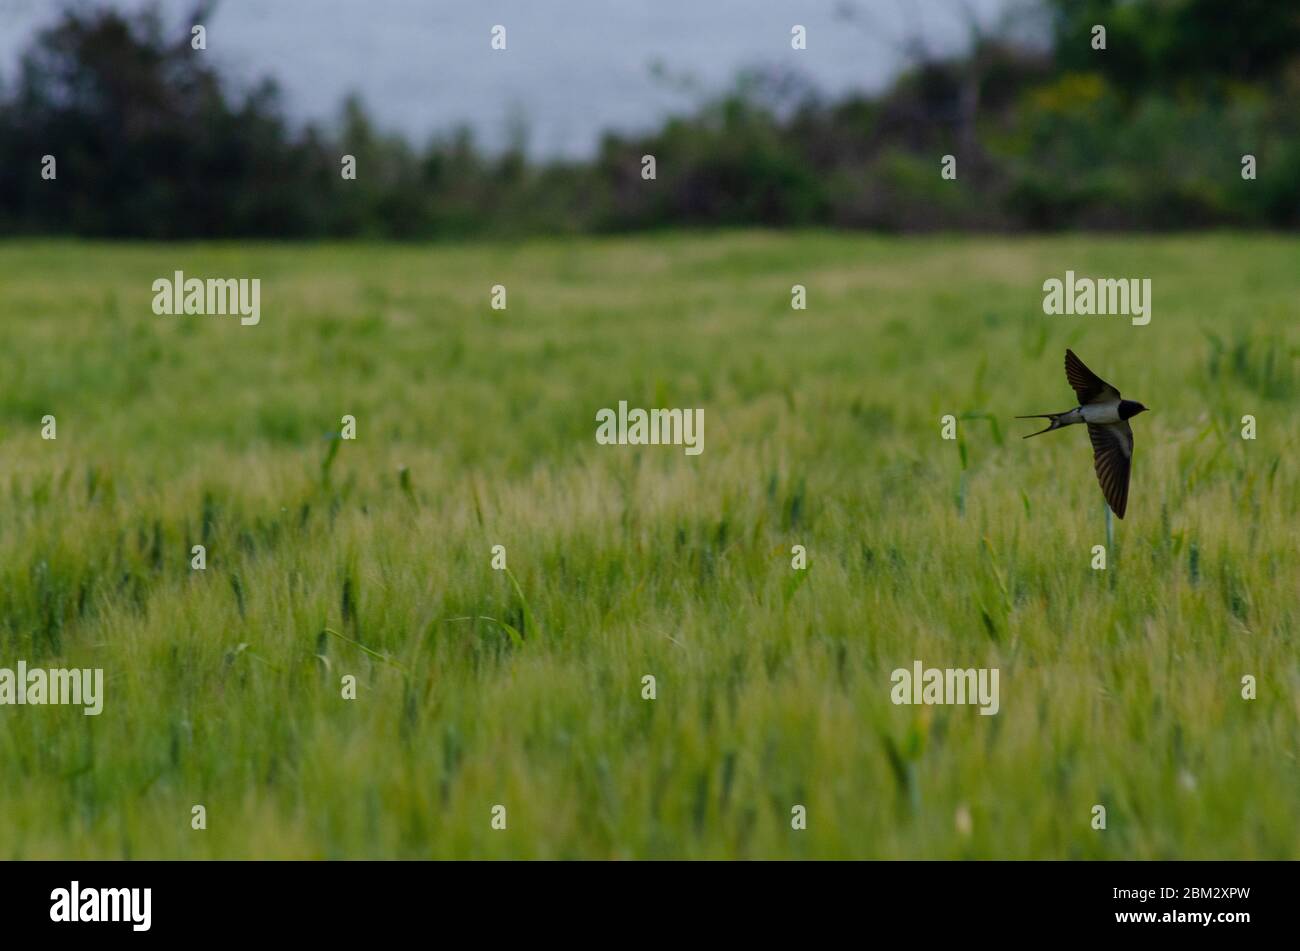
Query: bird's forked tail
1016,412,1067,438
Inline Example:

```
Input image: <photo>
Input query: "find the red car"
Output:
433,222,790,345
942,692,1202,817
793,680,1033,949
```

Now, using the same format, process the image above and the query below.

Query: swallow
1017,349,1148,518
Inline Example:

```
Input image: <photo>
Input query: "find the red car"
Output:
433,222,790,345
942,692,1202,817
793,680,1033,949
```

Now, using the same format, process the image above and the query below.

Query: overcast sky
0,0,1021,158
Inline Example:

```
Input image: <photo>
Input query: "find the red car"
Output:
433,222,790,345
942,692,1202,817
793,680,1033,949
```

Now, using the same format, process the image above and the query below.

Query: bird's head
1118,399,1148,420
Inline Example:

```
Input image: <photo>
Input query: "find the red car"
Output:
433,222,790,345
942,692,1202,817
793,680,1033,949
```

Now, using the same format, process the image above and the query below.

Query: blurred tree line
1,0,1297,238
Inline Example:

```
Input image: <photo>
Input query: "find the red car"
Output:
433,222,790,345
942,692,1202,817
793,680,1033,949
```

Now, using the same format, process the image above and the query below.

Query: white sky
0,0,1022,158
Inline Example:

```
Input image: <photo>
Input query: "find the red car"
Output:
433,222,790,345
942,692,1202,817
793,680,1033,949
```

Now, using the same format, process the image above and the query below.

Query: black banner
0,860,1286,939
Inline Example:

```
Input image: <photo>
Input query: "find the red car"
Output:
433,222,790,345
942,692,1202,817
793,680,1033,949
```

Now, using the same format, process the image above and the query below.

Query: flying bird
1017,349,1148,518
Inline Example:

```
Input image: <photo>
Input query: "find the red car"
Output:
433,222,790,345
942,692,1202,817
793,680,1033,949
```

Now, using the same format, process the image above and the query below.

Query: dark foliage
1,0,1298,237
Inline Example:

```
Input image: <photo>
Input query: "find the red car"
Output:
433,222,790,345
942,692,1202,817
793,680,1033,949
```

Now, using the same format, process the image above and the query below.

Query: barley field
0,233,1295,859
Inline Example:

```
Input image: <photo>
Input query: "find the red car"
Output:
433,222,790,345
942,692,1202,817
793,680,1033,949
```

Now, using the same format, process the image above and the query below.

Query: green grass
0,232,1295,859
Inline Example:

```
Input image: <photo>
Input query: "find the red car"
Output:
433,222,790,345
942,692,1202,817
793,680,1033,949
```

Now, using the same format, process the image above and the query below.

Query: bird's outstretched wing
1087,421,1133,518
1065,349,1121,405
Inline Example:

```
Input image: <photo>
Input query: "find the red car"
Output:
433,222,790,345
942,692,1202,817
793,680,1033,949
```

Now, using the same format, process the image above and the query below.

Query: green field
0,233,1295,859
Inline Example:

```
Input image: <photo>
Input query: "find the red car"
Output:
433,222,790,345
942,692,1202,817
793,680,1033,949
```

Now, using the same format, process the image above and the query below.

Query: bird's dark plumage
1018,350,1147,519
1087,421,1133,519
1065,348,1120,405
